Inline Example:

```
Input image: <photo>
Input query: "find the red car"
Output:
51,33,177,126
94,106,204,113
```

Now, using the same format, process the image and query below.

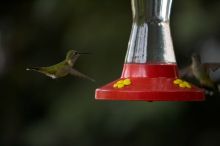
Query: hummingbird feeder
95,0,205,101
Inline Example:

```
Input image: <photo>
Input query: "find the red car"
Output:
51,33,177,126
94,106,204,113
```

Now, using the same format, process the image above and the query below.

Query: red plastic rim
95,77,205,101
95,64,205,101
121,63,179,78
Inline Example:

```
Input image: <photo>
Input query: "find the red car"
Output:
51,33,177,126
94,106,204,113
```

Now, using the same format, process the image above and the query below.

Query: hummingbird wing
179,66,194,78
203,63,220,72
69,68,95,82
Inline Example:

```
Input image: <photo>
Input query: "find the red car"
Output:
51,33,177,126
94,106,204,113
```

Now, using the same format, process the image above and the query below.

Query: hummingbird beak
79,52,90,55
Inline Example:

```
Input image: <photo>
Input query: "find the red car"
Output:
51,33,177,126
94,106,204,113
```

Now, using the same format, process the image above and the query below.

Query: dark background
1,0,220,146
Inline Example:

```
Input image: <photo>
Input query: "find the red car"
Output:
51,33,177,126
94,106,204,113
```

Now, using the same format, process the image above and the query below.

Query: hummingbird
26,50,95,82
180,53,220,91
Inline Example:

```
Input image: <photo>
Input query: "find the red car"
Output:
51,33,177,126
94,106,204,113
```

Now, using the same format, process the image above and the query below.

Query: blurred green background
1,0,220,146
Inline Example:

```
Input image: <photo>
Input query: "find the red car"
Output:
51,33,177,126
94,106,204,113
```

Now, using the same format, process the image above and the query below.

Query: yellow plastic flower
179,83,186,88
123,79,131,85
113,83,118,88
173,79,192,89
113,78,132,89
182,81,192,88
185,83,192,88
117,80,124,84
117,83,125,89
173,79,182,84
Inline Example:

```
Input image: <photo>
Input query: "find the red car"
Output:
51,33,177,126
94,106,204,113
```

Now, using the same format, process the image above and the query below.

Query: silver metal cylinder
125,0,176,63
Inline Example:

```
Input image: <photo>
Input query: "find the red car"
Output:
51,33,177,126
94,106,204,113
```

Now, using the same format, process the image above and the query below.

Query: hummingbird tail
26,67,41,71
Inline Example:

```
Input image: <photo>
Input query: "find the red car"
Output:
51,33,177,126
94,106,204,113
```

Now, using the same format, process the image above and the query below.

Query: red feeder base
95,64,205,101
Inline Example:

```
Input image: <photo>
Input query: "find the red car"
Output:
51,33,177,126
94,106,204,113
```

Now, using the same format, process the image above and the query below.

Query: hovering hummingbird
180,53,220,90
26,50,95,82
